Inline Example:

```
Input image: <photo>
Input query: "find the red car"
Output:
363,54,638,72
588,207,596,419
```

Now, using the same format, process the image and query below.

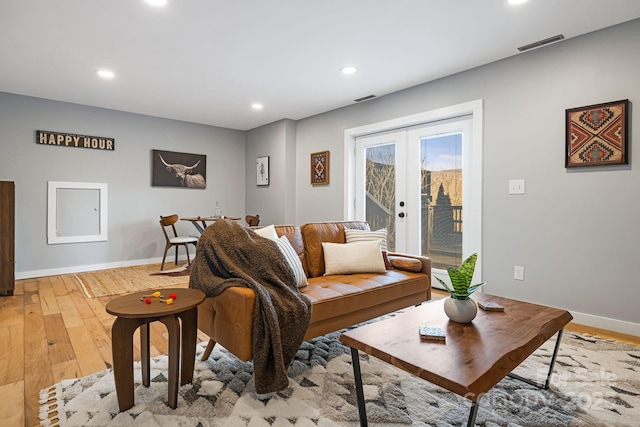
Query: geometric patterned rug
39,324,640,426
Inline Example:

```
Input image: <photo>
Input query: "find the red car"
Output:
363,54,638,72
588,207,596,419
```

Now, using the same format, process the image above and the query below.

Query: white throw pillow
345,227,391,269
274,235,308,288
344,228,388,251
253,224,278,240
322,240,386,275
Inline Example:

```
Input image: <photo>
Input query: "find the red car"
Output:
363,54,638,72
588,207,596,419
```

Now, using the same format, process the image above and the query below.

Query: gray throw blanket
188,219,312,394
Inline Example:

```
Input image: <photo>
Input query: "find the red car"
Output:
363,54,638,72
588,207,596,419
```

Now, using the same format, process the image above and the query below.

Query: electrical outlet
514,266,524,281
508,179,525,194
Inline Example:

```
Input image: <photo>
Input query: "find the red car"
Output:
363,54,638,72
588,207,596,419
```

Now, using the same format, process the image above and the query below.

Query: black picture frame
152,149,206,188
256,156,270,186
565,99,629,168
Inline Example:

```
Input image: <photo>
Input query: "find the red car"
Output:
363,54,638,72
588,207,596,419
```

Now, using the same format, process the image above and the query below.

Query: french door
355,116,472,271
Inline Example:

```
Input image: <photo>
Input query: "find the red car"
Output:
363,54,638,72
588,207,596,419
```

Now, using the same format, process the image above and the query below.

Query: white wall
291,20,640,333
245,119,297,225
0,93,246,277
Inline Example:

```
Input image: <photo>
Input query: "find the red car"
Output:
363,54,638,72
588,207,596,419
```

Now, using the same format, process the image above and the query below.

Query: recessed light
508,0,528,4
145,0,168,6
251,103,263,110
341,66,358,75
96,69,115,79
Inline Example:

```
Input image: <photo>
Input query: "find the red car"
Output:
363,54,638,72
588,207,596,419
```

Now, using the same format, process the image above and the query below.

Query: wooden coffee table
106,287,206,411
339,294,573,427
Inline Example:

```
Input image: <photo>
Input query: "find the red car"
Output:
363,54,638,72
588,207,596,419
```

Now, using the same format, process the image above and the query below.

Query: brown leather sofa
197,221,432,362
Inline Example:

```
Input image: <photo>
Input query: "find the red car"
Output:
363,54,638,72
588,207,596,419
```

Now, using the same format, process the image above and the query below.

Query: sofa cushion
274,235,308,288
388,255,423,272
301,270,429,323
253,224,278,240
344,227,392,269
322,241,386,275
275,225,307,276
344,228,388,251
301,221,369,278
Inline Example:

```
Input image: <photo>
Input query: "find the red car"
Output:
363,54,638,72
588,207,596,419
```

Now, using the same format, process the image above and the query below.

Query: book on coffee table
419,326,446,342
478,301,504,312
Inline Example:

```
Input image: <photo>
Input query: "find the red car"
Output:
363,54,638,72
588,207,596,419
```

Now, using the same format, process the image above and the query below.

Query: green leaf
435,275,455,294
446,266,467,295
458,253,477,286
467,282,486,295
440,253,485,297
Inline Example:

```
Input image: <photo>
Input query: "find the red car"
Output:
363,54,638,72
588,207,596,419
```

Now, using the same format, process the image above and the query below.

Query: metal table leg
508,328,565,389
350,347,368,427
467,401,479,427
350,346,480,427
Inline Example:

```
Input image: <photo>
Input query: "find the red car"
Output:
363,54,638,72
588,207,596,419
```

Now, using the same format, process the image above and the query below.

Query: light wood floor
0,276,637,427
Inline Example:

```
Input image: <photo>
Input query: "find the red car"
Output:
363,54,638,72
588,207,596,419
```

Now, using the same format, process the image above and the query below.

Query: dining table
181,216,241,234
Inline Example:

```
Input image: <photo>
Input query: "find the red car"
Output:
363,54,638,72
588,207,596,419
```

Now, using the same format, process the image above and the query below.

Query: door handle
398,212,405,218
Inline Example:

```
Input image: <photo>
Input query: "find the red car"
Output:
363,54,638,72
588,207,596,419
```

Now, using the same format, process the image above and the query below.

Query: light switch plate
514,266,524,281
509,179,525,194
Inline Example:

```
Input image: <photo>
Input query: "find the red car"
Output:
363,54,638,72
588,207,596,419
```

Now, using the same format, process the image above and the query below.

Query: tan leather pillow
388,255,422,272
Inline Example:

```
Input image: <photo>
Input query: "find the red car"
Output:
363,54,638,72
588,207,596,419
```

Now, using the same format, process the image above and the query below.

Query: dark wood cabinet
0,181,15,296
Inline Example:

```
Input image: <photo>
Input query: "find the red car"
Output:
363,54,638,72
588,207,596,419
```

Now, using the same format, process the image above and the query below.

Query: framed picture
256,156,269,186
152,149,206,188
311,151,330,185
565,99,629,168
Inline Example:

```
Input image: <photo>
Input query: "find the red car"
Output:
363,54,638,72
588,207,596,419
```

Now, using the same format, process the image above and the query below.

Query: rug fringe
39,384,62,427
73,274,92,299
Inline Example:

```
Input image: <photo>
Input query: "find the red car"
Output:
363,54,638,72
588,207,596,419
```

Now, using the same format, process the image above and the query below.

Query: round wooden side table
106,287,205,411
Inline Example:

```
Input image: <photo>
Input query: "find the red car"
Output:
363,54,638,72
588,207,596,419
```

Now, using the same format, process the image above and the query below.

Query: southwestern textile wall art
565,99,629,168
311,151,329,185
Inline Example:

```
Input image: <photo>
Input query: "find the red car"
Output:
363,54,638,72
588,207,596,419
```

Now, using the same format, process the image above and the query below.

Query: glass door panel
365,143,397,250
419,132,463,270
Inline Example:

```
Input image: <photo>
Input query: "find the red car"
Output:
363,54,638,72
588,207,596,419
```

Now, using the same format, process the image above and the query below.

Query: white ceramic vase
444,296,478,323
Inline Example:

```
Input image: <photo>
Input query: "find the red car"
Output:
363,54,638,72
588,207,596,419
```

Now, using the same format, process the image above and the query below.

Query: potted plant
435,253,486,323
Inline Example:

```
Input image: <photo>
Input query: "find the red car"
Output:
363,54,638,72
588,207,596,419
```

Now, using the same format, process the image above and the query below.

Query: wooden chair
245,214,260,227
159,214,198,270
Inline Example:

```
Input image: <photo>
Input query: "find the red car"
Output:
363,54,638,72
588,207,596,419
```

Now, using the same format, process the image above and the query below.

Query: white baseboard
568,310,639,337
15,255,191,280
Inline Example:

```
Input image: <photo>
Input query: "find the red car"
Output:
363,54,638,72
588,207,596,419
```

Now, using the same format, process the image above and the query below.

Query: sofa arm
387,252,432,275
198,286,256,362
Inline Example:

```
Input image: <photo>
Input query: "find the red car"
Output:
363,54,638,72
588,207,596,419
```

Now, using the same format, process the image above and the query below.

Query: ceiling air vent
354,94,377,103
518,34,565,52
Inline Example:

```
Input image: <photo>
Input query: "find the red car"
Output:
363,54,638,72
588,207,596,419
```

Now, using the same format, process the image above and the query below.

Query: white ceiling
2,1,640,131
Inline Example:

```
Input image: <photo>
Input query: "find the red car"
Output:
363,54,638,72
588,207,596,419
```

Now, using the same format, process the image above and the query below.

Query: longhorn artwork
152,149,206,188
